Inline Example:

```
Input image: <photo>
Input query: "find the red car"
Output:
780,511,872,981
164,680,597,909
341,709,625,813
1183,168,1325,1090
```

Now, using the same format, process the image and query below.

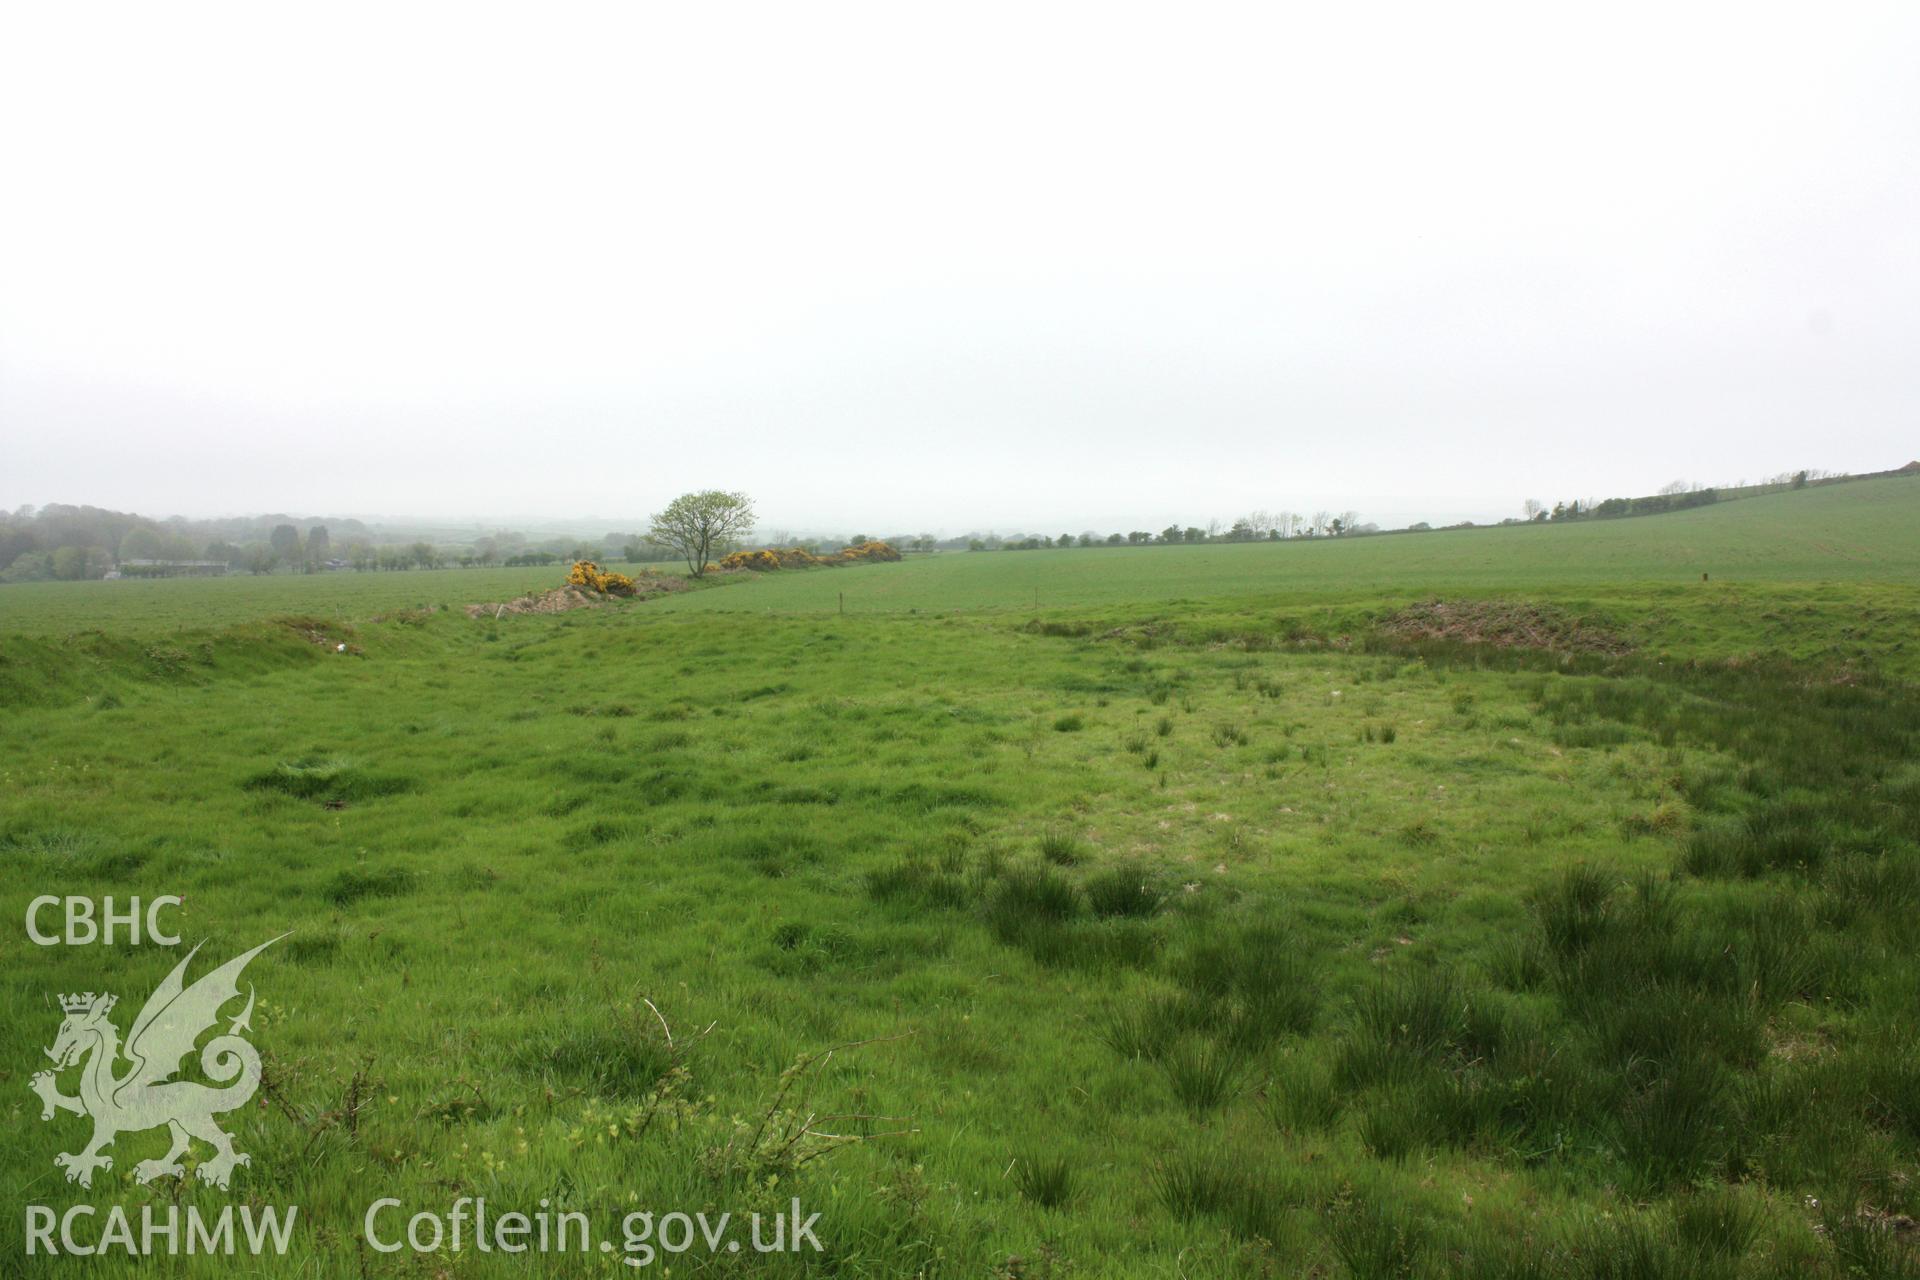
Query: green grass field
4,479,1920,1277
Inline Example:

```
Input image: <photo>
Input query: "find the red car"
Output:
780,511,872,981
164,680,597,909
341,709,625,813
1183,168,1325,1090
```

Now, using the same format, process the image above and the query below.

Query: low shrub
717,548,787,572
836,540,902,563
718,542,900,571
566,560,637,596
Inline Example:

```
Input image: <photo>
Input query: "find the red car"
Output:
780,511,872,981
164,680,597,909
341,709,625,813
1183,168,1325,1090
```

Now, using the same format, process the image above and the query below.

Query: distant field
658,474,1920,615
0,564,643,636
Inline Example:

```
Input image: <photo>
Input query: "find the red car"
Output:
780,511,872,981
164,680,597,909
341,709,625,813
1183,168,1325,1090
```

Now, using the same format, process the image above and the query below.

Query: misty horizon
2,455,1897,545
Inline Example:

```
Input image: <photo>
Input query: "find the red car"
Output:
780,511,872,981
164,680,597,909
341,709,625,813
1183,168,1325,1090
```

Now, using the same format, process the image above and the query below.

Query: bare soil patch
1379,598,1631,655
466,575,689,619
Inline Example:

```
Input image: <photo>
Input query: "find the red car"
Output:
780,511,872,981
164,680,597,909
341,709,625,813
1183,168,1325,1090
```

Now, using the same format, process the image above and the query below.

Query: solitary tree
1523,499,1544,521
649,490,756,576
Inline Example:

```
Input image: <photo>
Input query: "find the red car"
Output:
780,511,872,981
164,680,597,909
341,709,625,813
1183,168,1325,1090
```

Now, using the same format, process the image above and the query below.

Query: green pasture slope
667,474,1920,613
2,476,1919,1278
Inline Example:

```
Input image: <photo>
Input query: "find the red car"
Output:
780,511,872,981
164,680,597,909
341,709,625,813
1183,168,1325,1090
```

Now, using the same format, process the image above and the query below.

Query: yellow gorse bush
717,546,831,571
717,549,786,572
836,540,902,563
566,561,638,596
713,542,901,573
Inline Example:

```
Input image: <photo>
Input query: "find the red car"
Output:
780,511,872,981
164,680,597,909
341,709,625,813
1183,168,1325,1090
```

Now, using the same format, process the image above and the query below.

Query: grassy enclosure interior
4,476,1920,1277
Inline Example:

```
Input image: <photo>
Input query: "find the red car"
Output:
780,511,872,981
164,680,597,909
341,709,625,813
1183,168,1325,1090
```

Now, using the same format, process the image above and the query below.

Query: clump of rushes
1038,828,1086,865
1012,1155,1075,1208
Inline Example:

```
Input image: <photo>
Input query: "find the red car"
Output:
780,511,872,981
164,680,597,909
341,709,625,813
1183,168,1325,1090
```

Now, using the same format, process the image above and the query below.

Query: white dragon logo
30,936,281,1190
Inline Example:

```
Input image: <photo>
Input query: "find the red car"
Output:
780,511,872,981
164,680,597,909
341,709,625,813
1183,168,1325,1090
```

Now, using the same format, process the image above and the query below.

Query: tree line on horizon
0,502,904,583
0,505,654,583
1518,469,1844,526
975,509,1371,552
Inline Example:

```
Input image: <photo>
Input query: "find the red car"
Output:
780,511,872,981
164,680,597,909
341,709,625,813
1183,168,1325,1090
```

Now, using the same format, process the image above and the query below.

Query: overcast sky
2,3,1916,535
